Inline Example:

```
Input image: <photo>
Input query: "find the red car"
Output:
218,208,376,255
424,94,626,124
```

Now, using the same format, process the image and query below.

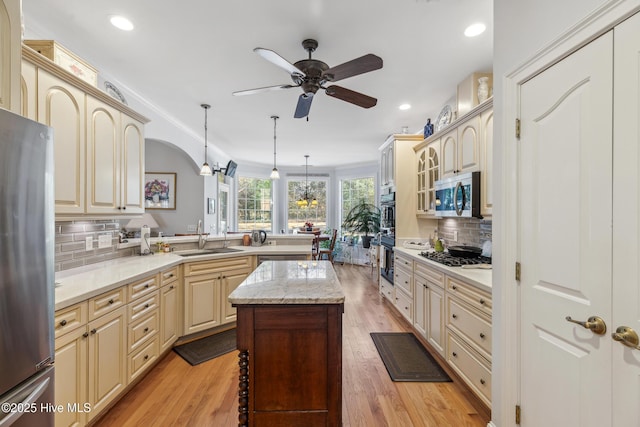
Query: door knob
612,326,640,350
565,315,607,335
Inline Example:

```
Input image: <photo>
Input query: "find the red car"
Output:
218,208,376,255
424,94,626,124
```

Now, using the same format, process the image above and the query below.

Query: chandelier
297,155,318,207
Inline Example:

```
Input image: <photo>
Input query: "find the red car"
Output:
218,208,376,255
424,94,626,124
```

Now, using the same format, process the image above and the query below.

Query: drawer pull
59,319,67,326
90,329,97,335
143,327,149,333
452,352,457,357
169,285,174,290
144,355,149,360
452,285,457,290
144,284,150,288
108,299,114,304
479,298,485,305
404,306,409,310
82,332,89,338
144,304,150,309
480,333,486,339
480,379,486,385
168,273,174,278
452,314,458,319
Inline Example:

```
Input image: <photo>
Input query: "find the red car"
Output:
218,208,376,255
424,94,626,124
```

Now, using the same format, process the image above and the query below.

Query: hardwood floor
93,264,490,427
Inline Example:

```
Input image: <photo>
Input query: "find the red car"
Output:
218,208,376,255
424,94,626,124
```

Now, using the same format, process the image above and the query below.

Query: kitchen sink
176,247,243,257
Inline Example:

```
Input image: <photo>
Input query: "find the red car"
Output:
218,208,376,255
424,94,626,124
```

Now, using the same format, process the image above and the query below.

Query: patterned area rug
370,332,451,382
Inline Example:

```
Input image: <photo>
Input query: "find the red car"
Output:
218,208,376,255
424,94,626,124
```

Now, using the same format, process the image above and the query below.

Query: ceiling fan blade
325,85,377,108
232,84,297,96
323,54,383,82
254,48,306,78
294,93,314,118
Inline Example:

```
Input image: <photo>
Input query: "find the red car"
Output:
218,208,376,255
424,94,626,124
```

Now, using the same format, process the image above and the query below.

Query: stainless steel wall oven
380,235,395,284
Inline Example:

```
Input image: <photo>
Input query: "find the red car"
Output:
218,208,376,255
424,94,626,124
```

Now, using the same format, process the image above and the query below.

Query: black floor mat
173,328,237,366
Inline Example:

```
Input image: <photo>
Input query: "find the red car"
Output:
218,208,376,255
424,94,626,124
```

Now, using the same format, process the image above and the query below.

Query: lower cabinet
160,267,181,353
414,267,446,358
54,322,89,427
183,257,252,335
392,252,414,323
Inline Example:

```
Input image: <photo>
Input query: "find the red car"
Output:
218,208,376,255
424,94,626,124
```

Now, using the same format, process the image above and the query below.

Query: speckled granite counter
228,260,345,305
54,245,311,311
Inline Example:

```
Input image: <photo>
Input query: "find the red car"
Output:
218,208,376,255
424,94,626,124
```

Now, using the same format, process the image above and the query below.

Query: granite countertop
393,246,492,293
228,260,345,305
54,245,311,311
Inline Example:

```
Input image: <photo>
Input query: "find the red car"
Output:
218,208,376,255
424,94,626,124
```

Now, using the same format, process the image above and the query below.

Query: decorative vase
477,77,489,103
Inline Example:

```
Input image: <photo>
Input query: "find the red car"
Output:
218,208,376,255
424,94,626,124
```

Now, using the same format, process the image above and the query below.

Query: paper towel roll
140,225,151,255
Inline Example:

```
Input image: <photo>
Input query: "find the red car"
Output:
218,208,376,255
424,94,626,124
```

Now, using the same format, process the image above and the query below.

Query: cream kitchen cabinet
183,256,252,335
413,260,446,358
86,96,145,215
479,107,493,216
415,138,440,216
22,46,149,217
379,134,423,192
160,266,181,352
0,0,21,113
393,251,414,323
441,115,480,177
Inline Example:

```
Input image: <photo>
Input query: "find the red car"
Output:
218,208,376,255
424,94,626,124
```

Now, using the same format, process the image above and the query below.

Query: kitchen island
229,260,345,427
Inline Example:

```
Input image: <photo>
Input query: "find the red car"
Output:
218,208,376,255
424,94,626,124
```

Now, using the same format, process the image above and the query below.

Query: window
340,177,375,234
287,179,327,231
237,177,272,231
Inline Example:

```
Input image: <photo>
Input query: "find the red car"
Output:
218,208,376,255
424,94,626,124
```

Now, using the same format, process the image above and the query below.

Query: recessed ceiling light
399,103,411,110
464,23,486,37
110,15,134,31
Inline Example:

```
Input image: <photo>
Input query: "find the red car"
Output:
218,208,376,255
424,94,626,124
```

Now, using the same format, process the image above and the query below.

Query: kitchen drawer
395,287,413,323
128,274,158,301
447,277,492,316
394,252,413,272
88,287,126,321
128,290,159,323
380,279,394,301
128,310,159,353
184,256,252,276
128,335,159,383
447,297,492,361
447,332,491,406
394,266,412,296
160,266,179,286
414,260,445,287
54,302,88,338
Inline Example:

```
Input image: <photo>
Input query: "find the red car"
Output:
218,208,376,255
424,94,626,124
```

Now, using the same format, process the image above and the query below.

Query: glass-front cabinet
416,139,440,216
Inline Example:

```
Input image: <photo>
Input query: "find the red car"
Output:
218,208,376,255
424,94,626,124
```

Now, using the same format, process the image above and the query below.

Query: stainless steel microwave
434,171,481,218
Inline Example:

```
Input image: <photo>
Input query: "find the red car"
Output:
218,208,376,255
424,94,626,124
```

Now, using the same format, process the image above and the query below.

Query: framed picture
144,172,176,210
208,197,216,214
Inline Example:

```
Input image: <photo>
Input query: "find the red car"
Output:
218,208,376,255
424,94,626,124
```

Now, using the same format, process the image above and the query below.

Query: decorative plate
435,104,452,132
104,81,127,105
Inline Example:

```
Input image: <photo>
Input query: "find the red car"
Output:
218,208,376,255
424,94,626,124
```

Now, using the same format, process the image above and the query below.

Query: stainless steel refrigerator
0,108,55,426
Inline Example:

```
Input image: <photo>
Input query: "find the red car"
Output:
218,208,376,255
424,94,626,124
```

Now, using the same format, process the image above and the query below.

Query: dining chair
317,229,338,263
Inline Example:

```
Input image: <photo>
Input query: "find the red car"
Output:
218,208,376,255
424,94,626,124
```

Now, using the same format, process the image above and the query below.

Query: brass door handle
612,326,640,350
565,315,607,335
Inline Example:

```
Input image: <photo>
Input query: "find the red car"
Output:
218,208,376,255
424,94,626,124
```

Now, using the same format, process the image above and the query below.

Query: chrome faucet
197,220,206,249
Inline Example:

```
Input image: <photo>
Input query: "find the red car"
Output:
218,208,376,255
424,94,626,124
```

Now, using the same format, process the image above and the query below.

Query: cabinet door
160,282,180,352
221,269,250,324
479,108,493,216
184,273,221,334
380,149,387,186
386,144,395,187
416,148,427,214
427,283,445,357
121,116,145,214
413,275,427,337
86,96,121,214
55,327,88,427
87,306,127,421
441,129,458,176
20,60,37,121
457,116,480,173
0,0,21,113
37,70,86,214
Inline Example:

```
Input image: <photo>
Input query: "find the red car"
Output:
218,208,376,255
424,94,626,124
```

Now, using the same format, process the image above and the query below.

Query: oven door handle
454,181,466,216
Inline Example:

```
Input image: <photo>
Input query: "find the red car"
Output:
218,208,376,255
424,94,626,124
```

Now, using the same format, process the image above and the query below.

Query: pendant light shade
270,115,280,180
199,103,213,176
297,155,318,207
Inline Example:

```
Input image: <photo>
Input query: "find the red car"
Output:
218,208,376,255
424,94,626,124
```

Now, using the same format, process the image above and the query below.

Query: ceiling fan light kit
233,39,383,119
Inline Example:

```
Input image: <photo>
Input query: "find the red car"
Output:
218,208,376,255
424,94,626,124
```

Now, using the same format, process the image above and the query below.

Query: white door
519,31,613,426
612,13,640,427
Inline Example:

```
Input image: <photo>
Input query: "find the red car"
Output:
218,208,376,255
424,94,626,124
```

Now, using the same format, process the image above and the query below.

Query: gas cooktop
419,251,492,267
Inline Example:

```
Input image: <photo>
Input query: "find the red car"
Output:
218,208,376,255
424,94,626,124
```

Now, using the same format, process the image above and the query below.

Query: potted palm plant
342,199,381,249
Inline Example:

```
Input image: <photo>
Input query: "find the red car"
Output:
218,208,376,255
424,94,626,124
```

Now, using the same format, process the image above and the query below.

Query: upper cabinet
0,0,21,113
379,134,422,192
22,46,149,217
414,99,493,217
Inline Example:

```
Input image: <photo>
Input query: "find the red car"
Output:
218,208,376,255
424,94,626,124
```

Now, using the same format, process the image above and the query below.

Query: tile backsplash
436,217,492,248
55,220,133,272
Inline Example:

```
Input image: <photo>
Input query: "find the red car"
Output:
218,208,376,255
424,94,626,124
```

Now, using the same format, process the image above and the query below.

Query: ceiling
22,0,493,169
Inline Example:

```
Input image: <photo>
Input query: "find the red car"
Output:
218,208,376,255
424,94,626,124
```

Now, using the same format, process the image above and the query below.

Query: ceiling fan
232,39,383,119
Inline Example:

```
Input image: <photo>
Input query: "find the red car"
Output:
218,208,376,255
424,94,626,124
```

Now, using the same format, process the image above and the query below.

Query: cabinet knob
452,285,457,290
452,352,457,357
122,206,126,210
144,303,149,308
480,333,486,339
144,284,149,288
90,329,97,335
479,298,485,305
143,327,149,333
480,379,486,385
168,274,174,278
452,314,458,319
59,319,67,326
82,332,89,338
108,299,114,304
144,355,149,360
169,285,174,290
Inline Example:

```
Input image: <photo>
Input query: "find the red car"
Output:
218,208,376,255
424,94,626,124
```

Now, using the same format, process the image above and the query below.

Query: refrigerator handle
0,377,50,427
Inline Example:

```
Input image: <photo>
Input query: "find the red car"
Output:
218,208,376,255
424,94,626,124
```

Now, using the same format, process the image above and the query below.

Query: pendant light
269,115,280,180
296,154,318,207
199,103,213,176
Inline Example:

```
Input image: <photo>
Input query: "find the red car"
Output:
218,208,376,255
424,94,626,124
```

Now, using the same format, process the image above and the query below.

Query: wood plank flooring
93,264,490,427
